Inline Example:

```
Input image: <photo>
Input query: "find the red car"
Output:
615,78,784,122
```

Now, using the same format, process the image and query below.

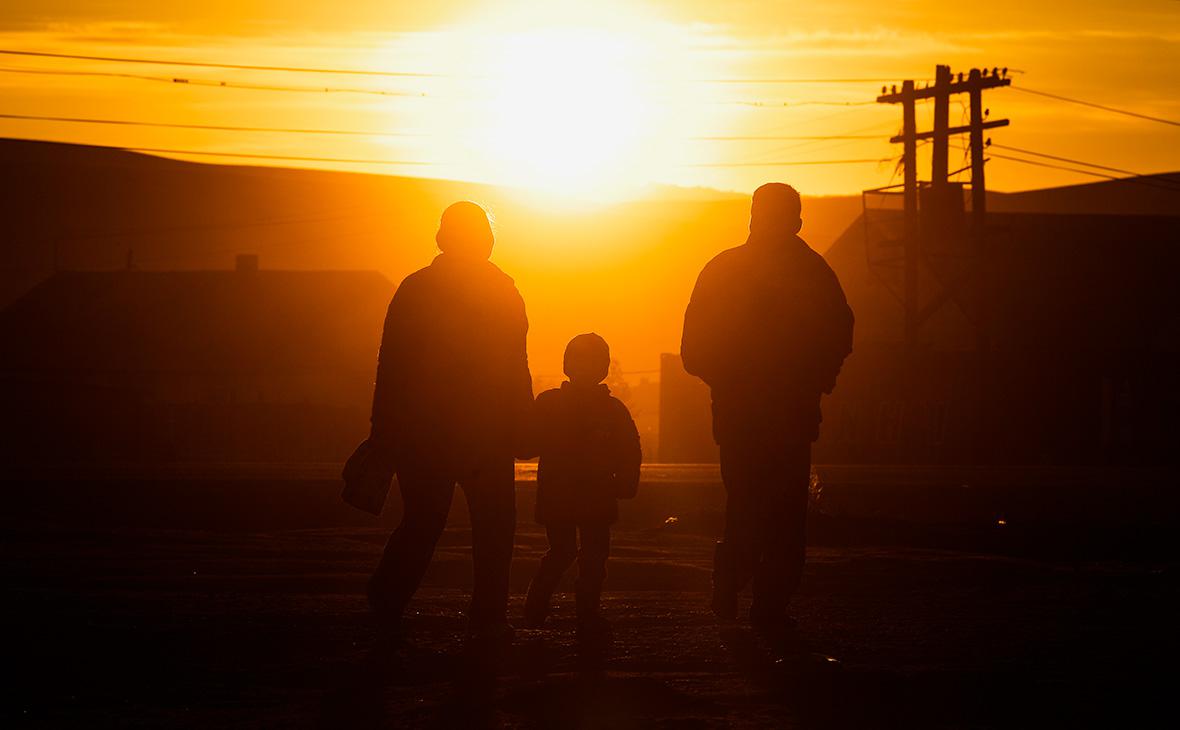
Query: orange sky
0,0,1177,198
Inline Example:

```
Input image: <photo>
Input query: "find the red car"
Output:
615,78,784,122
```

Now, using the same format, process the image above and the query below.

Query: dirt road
6,513,1175,728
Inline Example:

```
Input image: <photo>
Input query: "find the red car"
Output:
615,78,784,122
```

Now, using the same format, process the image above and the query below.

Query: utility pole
967,68,989,231
877,66,1010,349
968,68,992,352
931,65,952,190
901,80,919,348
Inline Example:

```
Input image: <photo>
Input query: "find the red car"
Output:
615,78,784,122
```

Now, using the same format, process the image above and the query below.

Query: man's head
563,332,611,385
436,201,494,259
749,182,803,237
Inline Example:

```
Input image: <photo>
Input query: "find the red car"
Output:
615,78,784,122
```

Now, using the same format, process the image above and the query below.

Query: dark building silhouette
662,200,1180,466
0,258,393,464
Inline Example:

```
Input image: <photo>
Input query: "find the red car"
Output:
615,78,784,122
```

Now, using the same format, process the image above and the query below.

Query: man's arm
680,263,725,386
369,285,412,445
505,286,536,458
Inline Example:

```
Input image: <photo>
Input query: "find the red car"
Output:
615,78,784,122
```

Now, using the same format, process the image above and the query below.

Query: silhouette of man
368,201,533,644
681,183,853,631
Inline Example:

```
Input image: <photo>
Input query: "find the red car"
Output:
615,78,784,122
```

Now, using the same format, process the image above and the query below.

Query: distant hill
2,137,1175,373
0,138,863,372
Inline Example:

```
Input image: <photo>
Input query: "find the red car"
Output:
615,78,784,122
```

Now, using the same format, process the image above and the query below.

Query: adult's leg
368,468,455,622
460,459,517,629
749,441,811,624
574,524,611,621
715,443,759,618
524,524,577,624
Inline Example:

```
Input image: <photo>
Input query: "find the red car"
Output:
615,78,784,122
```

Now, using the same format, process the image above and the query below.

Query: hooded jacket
531,382,641,525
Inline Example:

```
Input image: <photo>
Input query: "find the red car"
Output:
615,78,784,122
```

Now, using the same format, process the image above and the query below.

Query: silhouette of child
523,333,641,642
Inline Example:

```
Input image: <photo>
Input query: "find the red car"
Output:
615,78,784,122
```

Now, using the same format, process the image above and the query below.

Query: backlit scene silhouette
2,2,1178,727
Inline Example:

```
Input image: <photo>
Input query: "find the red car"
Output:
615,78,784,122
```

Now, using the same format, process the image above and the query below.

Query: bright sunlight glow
475,28,655,200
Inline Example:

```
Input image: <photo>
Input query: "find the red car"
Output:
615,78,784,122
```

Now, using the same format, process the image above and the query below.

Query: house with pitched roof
0,256,394,463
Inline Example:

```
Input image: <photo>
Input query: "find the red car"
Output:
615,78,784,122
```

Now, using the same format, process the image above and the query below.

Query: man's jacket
370,253,533,474
681,232,854,445
531,382,641,525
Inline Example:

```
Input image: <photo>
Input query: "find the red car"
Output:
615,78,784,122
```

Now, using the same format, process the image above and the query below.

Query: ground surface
5,501,1177,729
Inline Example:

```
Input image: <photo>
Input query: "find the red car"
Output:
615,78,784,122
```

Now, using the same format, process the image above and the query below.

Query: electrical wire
682,157,890,168
4,138,439,166
123,146,438,166
0,48,446,78
736,119,897,165
987,152,1180,192
990,143,1161,180
1011,86,1180,127
0,113,892,142
689,77,928,84
687,134,882,141
7,136,893,172
19,47,1173,132
0,65,425,97
954,140,1180,191
732,106,892,160
727,100,878,107
0,65,890,108
0,111,429,137
0,49,926,85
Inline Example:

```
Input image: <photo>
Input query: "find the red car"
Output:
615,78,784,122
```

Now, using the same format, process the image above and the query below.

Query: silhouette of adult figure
368,201,533,643
681,183,853,630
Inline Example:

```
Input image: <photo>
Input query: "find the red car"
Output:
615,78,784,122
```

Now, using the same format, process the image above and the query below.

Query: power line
736,119,897,165
682,157,890,168
0,113,887,142
0,65,425,97
728,100,878,107
0,49,924,86
5,138,440,166
721,107,893,165
0,66,885,108
690,77,928,84
1011,86,1180,127
990,143,1151,179
0,111,429,137
987,152,1180,192
7,135,893,171
688,134,882,140
955,140,1180,191
738,135,885,169
124,146,439,166
0,48,446,78
774,104,885,130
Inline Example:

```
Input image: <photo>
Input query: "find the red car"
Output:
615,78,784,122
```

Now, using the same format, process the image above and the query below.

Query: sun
476,28,653,199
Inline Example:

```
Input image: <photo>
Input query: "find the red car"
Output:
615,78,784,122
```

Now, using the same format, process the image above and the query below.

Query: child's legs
574,524,611,614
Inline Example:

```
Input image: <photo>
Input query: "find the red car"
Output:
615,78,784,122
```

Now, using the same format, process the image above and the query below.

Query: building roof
825,209,1180,354
0,268,395,376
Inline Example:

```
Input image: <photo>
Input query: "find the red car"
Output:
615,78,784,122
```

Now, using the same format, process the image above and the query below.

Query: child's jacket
532,382,641,525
